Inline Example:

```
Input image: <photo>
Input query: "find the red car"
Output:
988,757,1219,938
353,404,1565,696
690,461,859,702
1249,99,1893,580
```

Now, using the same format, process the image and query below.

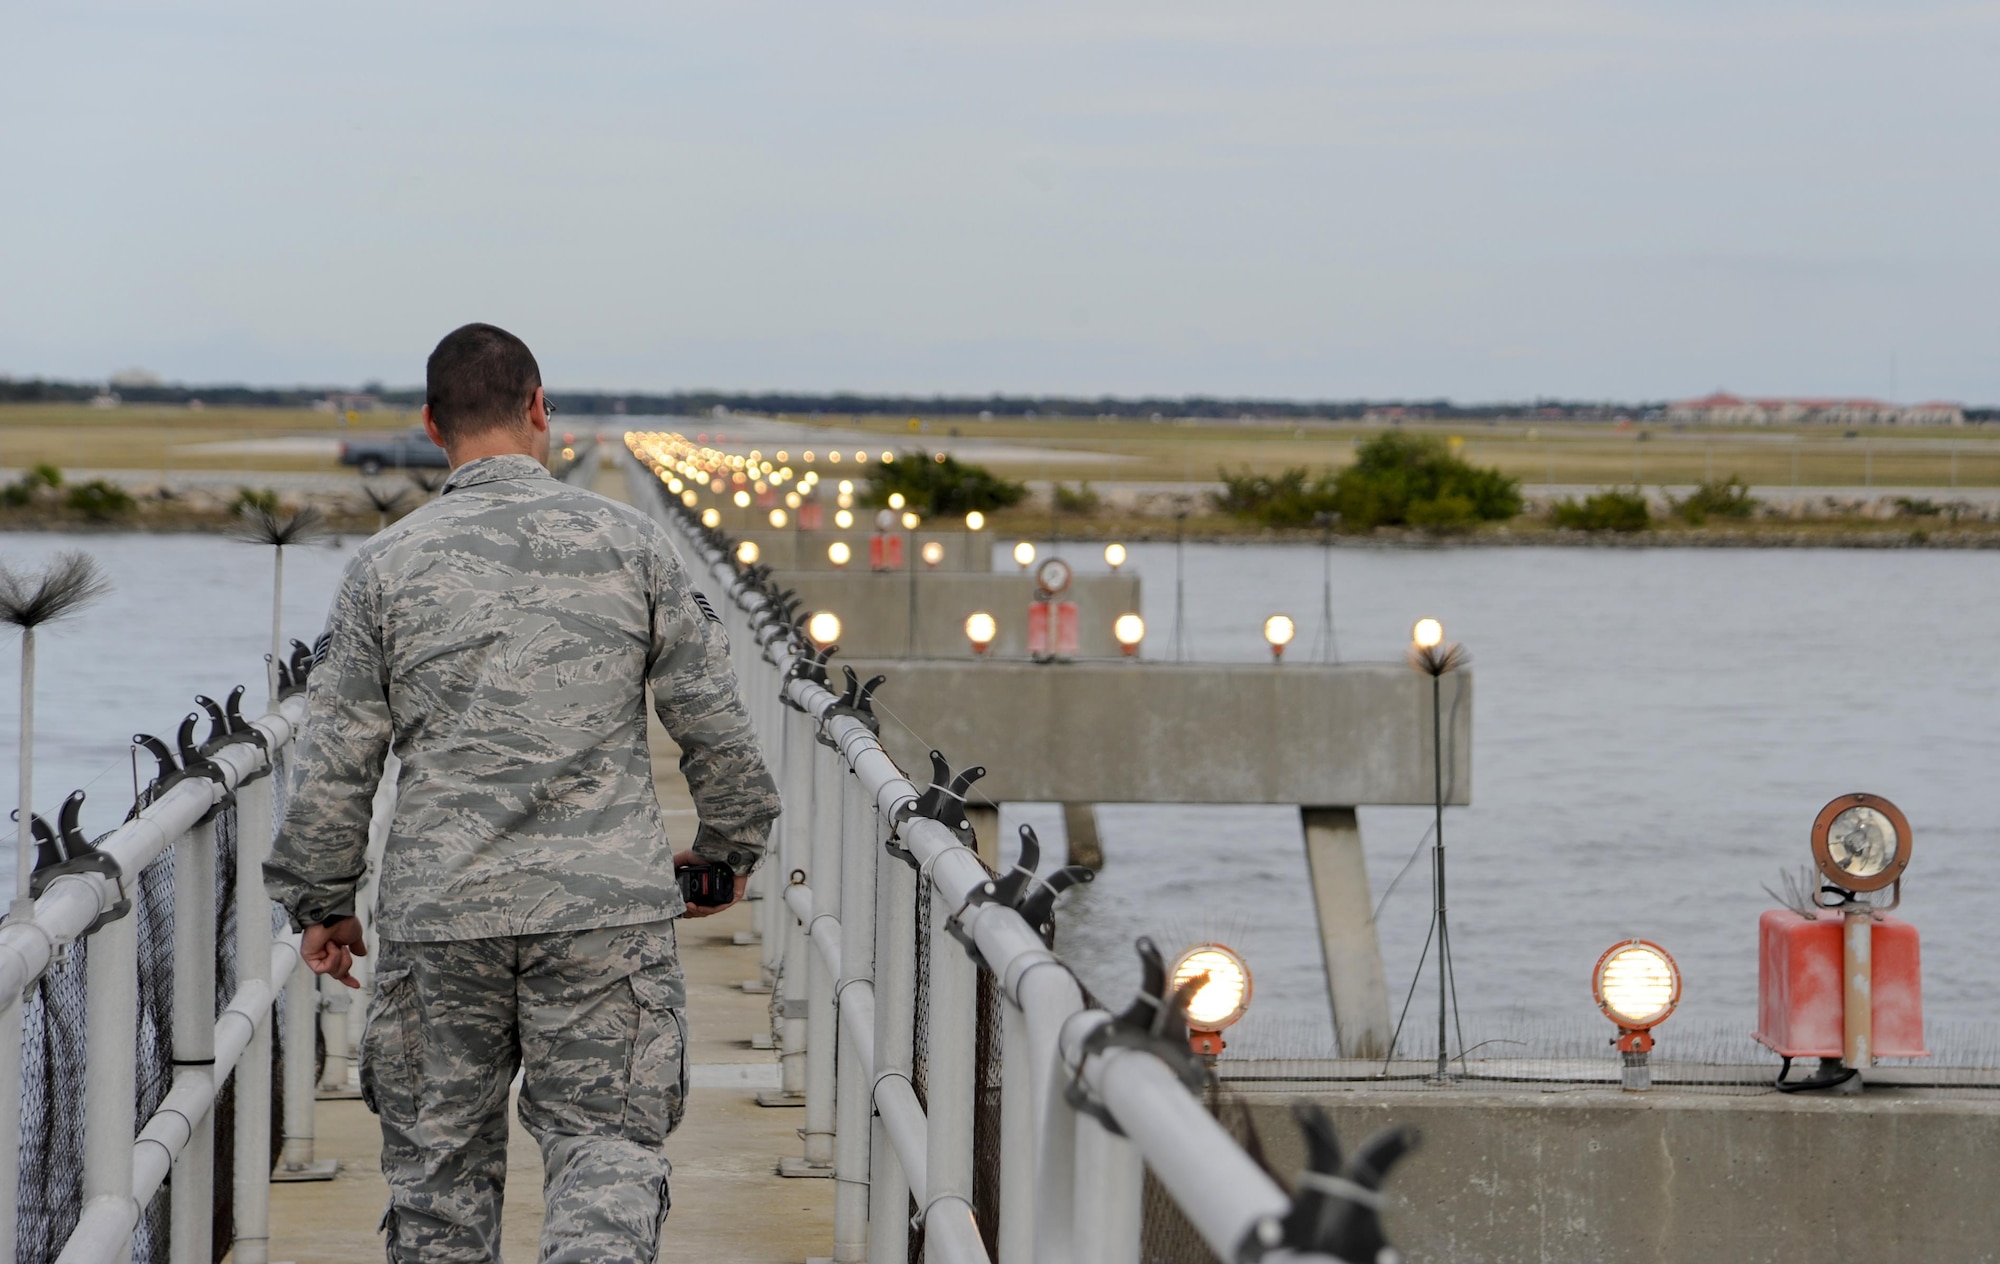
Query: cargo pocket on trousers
359,963,418,1122
624,967,689,1145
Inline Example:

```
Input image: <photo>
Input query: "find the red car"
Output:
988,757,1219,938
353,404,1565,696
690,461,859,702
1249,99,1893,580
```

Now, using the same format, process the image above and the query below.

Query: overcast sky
4,2,1997,401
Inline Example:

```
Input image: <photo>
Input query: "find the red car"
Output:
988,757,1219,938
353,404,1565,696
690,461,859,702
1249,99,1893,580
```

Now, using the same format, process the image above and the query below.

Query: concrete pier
776,571,1143,659
1232,1079,2000,1263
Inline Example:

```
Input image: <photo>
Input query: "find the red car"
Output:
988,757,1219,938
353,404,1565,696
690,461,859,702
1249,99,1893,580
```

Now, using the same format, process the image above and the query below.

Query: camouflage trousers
360,919,689,1264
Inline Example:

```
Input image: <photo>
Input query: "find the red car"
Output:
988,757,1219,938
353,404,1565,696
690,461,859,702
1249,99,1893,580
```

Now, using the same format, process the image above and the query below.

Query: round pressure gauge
1034,557,1073,596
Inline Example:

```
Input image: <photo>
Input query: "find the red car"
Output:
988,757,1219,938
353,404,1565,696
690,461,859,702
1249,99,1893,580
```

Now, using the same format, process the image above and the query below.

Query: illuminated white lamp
881,451,894,463
736,540,760,566
837,493,855,510
887,492,906,510
668,478,683,494
806,611,842,648
700,508,721,529
1104,542,1127,572
901,511,921,531
965,511,985,531
1113,613,1145,658
1013,541,1036,571
769,508,789,528
839,480,855,495
828,541,852,568
681,490,699,508
921,541,945,567
834,509,855,530
1264,614,1297,661
1168,943,1253,1057
1413,617,1444,649
785,491,802,509
964,611,998,656
1592,939,1681,1091
733,490,751,508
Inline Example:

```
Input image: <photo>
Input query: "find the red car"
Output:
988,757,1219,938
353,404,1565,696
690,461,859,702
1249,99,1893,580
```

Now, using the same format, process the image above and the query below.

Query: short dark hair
425,323,541,441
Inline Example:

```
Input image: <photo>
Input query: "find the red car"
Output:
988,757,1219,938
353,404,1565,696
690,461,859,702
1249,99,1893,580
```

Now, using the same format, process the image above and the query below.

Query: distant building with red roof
1667,393,1963,426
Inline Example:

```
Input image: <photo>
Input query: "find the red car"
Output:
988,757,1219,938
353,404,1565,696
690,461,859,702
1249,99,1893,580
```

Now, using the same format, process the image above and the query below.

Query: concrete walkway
253,460,832,1262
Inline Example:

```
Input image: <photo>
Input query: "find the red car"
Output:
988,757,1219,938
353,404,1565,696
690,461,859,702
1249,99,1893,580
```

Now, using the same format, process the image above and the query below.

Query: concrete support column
1061,803,1103,871
968,805,1000,872
1301,807,1392,1061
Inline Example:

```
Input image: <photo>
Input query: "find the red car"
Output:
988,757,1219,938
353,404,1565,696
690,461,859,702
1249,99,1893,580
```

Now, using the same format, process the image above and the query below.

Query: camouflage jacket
265,453,778,941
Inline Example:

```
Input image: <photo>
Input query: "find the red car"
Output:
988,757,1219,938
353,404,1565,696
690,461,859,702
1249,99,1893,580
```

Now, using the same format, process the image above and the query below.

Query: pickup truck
337,428,450,476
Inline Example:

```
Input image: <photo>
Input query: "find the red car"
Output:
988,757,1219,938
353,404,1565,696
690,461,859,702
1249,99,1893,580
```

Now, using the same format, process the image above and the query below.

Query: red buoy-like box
1753,909,1927,1059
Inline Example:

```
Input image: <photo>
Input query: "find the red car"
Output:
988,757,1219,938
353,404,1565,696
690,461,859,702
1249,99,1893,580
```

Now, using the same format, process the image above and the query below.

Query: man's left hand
674,849,749,918
302,916,368,988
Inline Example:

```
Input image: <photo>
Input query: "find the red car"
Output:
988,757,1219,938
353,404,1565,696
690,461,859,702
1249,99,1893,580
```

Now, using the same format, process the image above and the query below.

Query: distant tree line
5,375,1993,422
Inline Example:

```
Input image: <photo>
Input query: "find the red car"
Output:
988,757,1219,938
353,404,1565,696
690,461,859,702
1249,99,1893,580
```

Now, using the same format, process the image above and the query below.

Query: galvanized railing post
868,808,916,1264
833,772,878,1261
0,893,33,1262
1073,1112,1143,1263
232,774,276,1264
774,709,815,1105
923,878,977,1241
798,735,841,1174
997,1001,1034,1264
168,819,219,1264
275,954,336,1180
80,890,139,1241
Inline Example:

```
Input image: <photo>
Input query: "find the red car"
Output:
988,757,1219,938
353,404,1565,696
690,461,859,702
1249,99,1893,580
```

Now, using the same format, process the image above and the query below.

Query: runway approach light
921,541,945,567
1592,939,1681,1090
1104,542,1127,572
682,490,699,509
1413,617,1444,649
701,508,722,529
887,492,906,510
1812,793,1912,894
735,540,760,566
1169,943,1252,1058
1013,542,1036,570
965,611,998,655
838,480,854,495
834,509,855,530
1263,614,1296,660
965,511,986,531
828,541,852,568
1114,614,1145,657
733,490,752,508
807,611,841,648
769,509,788,529
785,492,802,509
901,511,921,531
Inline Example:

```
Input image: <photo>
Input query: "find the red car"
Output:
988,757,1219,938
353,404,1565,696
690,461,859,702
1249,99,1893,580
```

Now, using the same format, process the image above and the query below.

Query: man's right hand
302,916,368,988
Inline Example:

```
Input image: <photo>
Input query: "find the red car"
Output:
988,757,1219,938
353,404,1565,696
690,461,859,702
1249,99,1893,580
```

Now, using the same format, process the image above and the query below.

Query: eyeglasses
542,390,557,418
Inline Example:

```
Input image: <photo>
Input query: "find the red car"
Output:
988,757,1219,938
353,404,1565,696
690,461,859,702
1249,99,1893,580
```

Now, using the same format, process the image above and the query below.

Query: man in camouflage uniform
265,322,779,1264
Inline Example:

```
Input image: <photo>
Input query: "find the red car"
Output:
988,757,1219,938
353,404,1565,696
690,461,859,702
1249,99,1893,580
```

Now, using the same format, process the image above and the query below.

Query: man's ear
528,387,551,436
421,405,449,452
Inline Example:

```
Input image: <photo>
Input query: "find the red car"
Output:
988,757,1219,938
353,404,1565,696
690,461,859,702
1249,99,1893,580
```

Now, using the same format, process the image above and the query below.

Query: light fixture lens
887,492,906,510
965,511,985,531
839,480,855,495
1013,542,1036,567
1104,542,1127,568
1114,613,1146,646
736,540,760,565
828,541,852,566
1264,614,1296,648
834,509,855,530
733,490,752,508
681,490,699,508
769,508,789,528
701,508,721,528
785,491,802,509
964,611,998,647
1170,944,1252,1032
921,541,945,566
1826,805,1897,879
901,511,921,530
1413,617,1444,649
807,611,841,646
1594,941,1680,1029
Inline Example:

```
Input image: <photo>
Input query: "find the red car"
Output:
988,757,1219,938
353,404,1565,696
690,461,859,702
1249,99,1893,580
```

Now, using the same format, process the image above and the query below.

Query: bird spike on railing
1264,1105,1419,1264
903,750,985,846
955,824,1094,950
26,790,131,931
1066,937,1212,1131
825,666,886,735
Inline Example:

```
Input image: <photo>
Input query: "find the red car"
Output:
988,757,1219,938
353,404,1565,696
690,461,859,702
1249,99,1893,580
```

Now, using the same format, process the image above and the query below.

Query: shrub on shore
1053,481,1102,514
1552,488,1651,532
1216,433,1522,530
63,479,136,521
230,487,283,517
1671,476,1757,524
866,450,1026,516
0,463,63,508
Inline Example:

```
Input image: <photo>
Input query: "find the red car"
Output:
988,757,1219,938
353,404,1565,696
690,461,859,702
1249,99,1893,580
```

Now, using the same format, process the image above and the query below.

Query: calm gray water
3,532,1995,1061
